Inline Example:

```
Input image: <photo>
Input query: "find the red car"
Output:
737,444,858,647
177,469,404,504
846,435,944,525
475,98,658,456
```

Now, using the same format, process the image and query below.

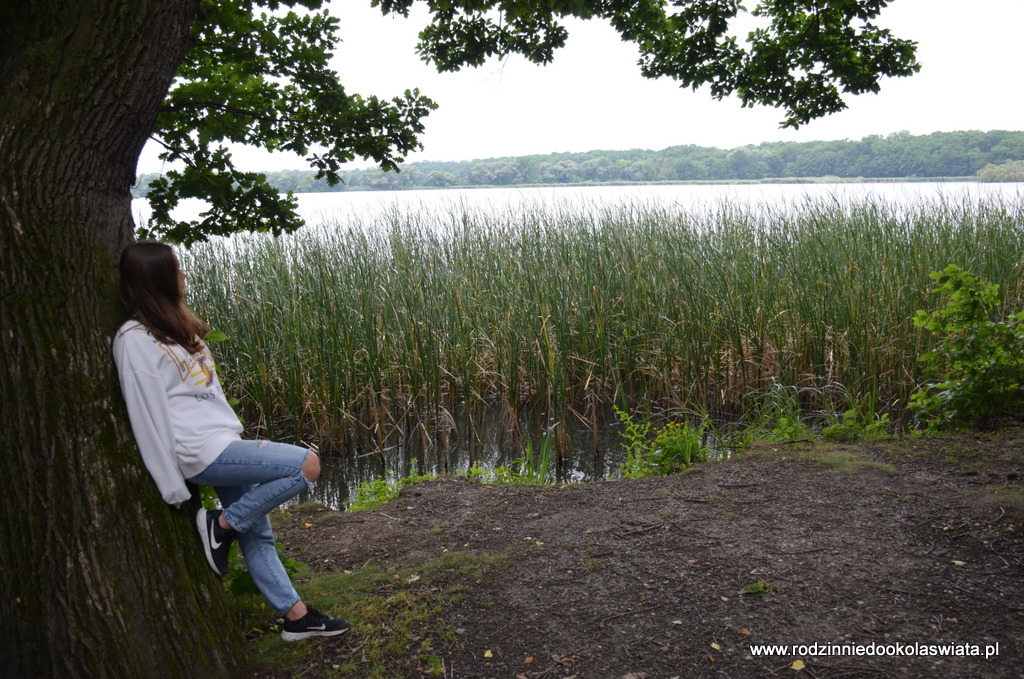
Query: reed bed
181,193,1024,474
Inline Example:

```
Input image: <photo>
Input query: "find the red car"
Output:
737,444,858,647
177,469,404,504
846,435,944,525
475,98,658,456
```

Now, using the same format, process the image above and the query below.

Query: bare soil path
270,431,1024,679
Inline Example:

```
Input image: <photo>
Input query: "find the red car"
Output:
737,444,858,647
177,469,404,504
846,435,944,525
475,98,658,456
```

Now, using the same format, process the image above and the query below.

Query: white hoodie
113,320,243,506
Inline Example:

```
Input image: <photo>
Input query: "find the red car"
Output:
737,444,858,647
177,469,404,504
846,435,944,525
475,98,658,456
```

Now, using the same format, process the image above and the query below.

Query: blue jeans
187,439,313,615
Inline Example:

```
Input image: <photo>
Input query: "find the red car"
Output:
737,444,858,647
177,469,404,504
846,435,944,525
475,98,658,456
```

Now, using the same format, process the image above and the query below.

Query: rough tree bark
0,2,245,677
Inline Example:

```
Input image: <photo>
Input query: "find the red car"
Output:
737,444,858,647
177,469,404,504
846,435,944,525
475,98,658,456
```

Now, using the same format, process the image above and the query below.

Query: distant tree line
134,130,1024,196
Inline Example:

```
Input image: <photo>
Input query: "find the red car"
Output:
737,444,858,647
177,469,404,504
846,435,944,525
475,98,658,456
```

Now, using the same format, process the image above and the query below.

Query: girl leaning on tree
112,240,348,641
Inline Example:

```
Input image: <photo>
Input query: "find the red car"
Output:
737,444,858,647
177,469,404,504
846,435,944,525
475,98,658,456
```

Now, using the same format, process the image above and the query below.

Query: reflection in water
291,405,733,510
292,405,627,509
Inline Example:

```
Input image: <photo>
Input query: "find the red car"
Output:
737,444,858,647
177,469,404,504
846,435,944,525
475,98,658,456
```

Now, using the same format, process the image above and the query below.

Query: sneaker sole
195,508,225,578
281,627,350,642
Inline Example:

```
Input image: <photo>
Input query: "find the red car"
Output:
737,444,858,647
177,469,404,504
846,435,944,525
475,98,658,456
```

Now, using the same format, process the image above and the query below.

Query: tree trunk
0,2,245,677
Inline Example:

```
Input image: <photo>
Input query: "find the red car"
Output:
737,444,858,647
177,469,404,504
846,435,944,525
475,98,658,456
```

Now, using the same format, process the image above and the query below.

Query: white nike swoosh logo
210,529,222,550
309,624,326,630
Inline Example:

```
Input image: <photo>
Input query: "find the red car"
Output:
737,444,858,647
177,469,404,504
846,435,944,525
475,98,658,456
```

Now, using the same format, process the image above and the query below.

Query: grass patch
798,448,900,474
240,549,511,678
733,441,899,475
979,485,1024,512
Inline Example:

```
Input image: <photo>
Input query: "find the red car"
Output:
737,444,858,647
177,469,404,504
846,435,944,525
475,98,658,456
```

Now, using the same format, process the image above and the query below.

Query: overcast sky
138,0,1024,174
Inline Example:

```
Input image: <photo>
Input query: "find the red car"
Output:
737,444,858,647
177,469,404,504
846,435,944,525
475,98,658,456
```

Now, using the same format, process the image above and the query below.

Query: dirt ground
272,430,1023,679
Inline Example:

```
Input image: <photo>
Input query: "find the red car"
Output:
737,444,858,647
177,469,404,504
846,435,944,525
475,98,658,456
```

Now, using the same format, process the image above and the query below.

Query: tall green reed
181,193,1024,469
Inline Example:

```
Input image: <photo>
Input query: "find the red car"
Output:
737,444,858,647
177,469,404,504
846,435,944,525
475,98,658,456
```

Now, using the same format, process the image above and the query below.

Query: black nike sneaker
281,607,351,641
196,508,236,577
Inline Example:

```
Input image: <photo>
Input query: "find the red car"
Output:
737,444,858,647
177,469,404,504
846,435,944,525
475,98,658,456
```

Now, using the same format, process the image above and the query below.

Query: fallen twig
983,505,1006,526
598,604,664,627
617,522,666,537
532,649,584,679
768,547,826,555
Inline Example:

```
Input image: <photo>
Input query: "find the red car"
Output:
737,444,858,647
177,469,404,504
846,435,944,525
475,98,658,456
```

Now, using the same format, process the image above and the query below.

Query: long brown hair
119,242,208,353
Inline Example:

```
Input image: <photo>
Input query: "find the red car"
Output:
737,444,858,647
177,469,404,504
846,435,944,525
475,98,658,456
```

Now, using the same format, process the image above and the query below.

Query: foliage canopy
143,0,437,244
143,0,919,245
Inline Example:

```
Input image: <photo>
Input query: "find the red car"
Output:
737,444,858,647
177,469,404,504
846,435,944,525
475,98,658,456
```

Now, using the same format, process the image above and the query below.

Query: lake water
133,181,1024,230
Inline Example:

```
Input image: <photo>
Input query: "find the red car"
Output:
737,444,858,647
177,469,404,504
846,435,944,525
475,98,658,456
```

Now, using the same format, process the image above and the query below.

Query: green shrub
770,416,813,443
820,408,890,442
615,406,712,477
910,265,1024,430
613,405,651,477
733,382,815,446
650,420,713,472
